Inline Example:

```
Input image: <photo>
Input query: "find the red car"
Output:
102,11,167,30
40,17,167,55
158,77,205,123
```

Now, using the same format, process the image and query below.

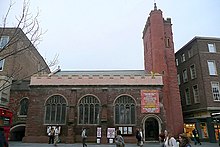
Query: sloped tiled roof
30,70,163,86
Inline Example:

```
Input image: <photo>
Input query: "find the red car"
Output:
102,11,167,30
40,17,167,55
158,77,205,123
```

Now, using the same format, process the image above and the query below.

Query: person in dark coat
81,128,87,147
159,131,165,147
48,127,55,144
192,128,201,145
135,128,141,146
0,127,8,147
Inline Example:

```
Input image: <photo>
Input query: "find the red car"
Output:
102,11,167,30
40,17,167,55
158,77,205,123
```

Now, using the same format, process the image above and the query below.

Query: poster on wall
97,127,101,138
107,128,115,138
47,126,61,134
128,127,132,134
141,90,160,113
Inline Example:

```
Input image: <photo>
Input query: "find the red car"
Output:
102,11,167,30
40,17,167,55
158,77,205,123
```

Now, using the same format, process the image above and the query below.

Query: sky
0,0,220,71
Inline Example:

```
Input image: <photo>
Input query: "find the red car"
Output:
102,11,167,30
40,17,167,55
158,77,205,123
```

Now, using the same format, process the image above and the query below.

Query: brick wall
143,8,183,135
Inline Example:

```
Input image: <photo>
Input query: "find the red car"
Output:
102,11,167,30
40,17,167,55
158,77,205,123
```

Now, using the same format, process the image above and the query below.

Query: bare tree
0,0,58,102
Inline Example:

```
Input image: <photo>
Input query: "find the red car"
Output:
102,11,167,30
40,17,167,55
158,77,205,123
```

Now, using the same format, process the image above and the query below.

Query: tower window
165,37,170,48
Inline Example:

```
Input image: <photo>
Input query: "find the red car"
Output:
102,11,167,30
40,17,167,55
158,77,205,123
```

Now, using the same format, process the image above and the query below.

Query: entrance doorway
10,124,26,141
145,117,159,141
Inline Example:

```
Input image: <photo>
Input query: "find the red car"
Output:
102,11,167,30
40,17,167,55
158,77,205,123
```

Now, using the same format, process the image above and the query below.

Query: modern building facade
9,4,183,143
175,36,220,143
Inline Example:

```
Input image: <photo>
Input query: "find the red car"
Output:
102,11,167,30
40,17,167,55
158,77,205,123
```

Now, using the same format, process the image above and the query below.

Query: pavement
9,141,219,147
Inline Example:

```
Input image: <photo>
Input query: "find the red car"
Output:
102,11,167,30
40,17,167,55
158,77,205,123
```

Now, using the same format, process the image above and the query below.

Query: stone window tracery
19,98,29,116
115,95,135,125
45,95,67,124
78,95,100,125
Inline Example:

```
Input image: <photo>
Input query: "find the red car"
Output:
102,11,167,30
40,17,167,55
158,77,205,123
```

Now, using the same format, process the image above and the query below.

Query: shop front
184,117,217,143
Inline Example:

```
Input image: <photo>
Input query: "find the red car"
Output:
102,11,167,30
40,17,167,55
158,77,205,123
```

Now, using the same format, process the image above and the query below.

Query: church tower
143,3,183,135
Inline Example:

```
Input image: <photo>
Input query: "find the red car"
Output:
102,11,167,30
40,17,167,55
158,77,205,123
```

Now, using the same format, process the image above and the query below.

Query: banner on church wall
141,90,160,113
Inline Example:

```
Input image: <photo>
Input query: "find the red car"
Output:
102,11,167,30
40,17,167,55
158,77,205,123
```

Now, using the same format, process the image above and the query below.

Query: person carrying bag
115,130,125,147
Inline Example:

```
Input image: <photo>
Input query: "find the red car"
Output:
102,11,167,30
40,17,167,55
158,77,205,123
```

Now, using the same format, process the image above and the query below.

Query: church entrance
145,117,159,141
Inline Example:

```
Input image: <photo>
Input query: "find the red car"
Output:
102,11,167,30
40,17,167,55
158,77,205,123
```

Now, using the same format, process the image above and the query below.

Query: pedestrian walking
54,126,60,146
48,127,55,144
0,127,8,147
164,131,178,147
139,128,144,147
115,130,125,147
192,128,201,145
159,130,166,147
135,128,141,146
81,128,88,147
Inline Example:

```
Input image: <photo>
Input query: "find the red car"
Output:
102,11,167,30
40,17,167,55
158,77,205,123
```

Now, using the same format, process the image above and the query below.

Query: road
9,141,219,147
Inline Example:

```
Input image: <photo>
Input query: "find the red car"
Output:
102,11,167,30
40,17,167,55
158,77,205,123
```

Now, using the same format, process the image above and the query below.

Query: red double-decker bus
0,108,12,141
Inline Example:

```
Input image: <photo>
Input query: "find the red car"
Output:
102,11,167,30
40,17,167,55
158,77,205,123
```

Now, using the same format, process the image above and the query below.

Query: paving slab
9,141,219,147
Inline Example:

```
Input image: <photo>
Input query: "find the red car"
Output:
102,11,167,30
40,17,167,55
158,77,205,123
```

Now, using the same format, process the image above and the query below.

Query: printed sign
47,126,61,134
107,128,115,138
141,90,160,113
97,127,101,138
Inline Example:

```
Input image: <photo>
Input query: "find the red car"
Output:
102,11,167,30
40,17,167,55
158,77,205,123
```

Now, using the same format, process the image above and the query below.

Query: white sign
107,128,115,138
97,127,101,138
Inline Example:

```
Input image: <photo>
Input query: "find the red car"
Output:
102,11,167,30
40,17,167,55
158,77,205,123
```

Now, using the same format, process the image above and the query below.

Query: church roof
30,70,163,86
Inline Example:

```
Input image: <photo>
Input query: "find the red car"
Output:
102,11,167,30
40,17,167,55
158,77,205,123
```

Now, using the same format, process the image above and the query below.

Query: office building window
0,59,5,71
188,49,193,58
208,43,216,53
183,69,188,83
208,61,217,75
176,58,179,66
181,53,185,62
192,85,200,103
0,36,9,49
177,74,181,85
190,64,196,79
185,88,191,105
115,95,135,125
211,82,220,101
78,95,100,124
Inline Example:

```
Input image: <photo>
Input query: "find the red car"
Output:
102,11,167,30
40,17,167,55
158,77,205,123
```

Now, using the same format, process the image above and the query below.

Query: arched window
19,98,29,116
115,95,135,125
45,95,67,124
78,95,100,124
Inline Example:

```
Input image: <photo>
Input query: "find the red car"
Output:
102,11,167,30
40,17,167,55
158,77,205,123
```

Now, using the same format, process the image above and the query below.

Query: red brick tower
143,3,183,136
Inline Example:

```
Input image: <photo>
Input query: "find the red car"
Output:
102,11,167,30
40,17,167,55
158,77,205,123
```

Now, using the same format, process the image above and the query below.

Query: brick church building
10,4,183,143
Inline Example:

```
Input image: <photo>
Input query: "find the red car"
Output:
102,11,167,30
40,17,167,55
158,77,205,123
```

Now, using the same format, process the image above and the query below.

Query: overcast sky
1,0,220,71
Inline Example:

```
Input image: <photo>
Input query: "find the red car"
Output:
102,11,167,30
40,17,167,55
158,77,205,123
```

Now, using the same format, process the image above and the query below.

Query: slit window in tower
165,37,170,48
